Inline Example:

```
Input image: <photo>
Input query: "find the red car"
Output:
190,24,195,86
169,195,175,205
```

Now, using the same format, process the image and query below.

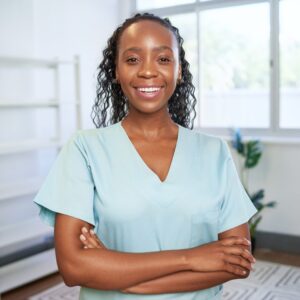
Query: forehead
118,20,178,52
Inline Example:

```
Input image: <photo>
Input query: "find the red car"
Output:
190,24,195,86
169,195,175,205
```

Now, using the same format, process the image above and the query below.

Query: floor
2,248,300,300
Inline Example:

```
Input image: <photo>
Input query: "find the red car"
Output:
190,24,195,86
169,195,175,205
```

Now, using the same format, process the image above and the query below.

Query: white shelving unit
0,249,58,294
0,56,81,294
0,217,54,256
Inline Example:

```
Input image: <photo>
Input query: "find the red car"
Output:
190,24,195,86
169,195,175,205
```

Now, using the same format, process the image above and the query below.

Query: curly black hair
91,12,197,129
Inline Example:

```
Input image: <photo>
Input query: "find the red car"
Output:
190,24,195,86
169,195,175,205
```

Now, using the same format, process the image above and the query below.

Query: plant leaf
250,189,265,204
265,201,277,208
245,140,263,168
231,128,245,156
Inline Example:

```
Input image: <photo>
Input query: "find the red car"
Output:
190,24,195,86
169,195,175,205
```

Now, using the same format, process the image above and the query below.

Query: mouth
134,86,163,99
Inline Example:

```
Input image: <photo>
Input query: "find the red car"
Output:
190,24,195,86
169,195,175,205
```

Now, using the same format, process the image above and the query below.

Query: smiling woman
115,20,181,113
33,12,257,300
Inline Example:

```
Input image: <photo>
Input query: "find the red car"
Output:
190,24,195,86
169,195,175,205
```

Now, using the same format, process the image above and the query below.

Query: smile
137,87,161,93
135,86,163,99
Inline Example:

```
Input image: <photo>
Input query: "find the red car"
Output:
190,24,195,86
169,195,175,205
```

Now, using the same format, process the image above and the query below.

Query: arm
54,213,189,290
120,223,254,294
79,222,255,294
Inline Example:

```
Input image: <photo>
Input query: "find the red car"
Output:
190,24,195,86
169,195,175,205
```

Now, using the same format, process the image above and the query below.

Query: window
134,0,300,138
167,13,197,84
200,3,269,128
137,0,195,11
280,0,300,129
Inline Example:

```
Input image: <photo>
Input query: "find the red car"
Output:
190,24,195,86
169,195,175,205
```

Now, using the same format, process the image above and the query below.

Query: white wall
229,142,300,237
33,0,120,129
0,0,35,56
248,143,299,236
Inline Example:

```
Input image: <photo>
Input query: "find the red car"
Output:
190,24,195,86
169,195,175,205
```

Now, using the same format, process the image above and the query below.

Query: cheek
161,68,178,87
118,66,136,83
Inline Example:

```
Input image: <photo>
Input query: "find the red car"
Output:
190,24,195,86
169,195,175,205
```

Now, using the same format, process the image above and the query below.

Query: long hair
91,12,197,129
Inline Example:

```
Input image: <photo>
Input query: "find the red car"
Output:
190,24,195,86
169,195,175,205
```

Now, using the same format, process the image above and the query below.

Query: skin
54,19,255,293
115,20,183,182
79,224,254,294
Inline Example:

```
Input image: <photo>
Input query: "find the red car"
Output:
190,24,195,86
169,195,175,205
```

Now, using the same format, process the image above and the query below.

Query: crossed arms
54,213,255,294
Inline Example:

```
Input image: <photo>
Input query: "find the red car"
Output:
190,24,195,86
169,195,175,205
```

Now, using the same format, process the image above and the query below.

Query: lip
134,86,164,100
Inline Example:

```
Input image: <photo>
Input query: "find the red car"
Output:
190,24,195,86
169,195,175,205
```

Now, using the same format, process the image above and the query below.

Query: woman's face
115,20,181,114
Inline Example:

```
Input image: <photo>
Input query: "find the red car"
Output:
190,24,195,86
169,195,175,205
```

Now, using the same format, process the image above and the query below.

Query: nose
137,59,158,78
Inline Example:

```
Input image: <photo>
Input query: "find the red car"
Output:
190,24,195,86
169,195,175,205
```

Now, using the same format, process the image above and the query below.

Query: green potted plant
230,128,277,252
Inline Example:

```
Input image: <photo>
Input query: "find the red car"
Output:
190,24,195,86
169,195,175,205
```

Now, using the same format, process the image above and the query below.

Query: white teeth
137,87,160,93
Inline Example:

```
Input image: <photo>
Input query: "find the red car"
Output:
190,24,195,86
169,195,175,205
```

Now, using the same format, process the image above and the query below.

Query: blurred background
0,0,299,298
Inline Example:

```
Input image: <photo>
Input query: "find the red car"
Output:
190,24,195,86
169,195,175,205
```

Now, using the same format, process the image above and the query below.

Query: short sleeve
218,140,257,234
33,132,95,227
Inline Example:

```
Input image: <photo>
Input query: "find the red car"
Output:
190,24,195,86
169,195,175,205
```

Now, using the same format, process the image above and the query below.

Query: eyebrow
122,46,174,55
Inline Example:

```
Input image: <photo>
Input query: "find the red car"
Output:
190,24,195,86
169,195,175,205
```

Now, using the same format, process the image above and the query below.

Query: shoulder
70,122,120,146
182,126,230,159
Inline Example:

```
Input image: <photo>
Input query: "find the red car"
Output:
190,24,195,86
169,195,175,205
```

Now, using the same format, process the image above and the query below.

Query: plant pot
251,236,256,253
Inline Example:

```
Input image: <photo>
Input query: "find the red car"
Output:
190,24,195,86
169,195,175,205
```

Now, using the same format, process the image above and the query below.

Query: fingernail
80,234,86,241
253,257,256,263
243,271,247,275
82,227,88,233
90,229,95,235
251,263,255,270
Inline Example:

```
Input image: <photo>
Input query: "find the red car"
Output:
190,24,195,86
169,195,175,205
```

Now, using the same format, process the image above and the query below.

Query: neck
121,109,177,138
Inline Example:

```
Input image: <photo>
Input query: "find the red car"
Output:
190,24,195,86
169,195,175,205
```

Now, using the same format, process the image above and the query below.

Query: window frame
131,0,300,143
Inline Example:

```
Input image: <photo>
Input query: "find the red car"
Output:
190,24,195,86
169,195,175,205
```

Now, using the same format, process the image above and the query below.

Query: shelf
0,177,44,201
0,56,74,68
0,217,53,251
0,249,57,293
0,139,61,155
0,54,81,292
0,100,59,108
0,100,80,108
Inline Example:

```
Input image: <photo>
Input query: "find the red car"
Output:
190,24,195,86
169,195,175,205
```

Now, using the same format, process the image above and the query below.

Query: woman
33,13,257,299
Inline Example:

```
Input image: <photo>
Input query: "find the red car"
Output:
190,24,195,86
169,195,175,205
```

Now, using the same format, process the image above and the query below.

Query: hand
79,227,107,250
187,236,255,276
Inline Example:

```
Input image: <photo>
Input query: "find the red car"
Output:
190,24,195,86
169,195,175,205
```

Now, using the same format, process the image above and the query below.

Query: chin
129,101,168,114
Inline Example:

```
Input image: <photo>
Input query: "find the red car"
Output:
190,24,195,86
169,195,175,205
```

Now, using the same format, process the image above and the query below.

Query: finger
220,236,251,247
224,254,252,271
82,227,107,249
79,234,88,245
224,246,255,263
81,227,90,238
82,227,104,249
80,235,94,250
225,262,249,277
86,235,101,248
89,229,106,247
81,227,99,247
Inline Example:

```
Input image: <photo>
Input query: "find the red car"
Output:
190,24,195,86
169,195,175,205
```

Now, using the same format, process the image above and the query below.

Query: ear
115,67,119,81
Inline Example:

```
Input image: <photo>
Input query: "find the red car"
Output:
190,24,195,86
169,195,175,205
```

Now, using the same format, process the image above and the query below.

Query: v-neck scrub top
33,121,257,300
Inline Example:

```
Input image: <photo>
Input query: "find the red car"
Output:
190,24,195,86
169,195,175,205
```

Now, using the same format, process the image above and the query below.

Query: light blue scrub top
33,120,257,300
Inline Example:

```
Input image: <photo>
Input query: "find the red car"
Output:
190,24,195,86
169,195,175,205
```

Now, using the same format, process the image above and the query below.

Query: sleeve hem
218,208,257,234
34,201,95,228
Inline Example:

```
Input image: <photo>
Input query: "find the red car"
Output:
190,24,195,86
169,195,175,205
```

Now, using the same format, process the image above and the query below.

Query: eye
158,57,172,64
126,57,139,64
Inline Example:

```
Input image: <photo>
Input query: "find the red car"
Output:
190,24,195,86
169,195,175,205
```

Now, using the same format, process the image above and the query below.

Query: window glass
280,0,300,128
137,0,194,11
167,13,199,126
199,3,270,128
166,14,197,83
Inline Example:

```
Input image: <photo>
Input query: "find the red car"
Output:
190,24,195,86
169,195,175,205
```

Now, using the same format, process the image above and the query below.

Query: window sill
193,128,300,145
